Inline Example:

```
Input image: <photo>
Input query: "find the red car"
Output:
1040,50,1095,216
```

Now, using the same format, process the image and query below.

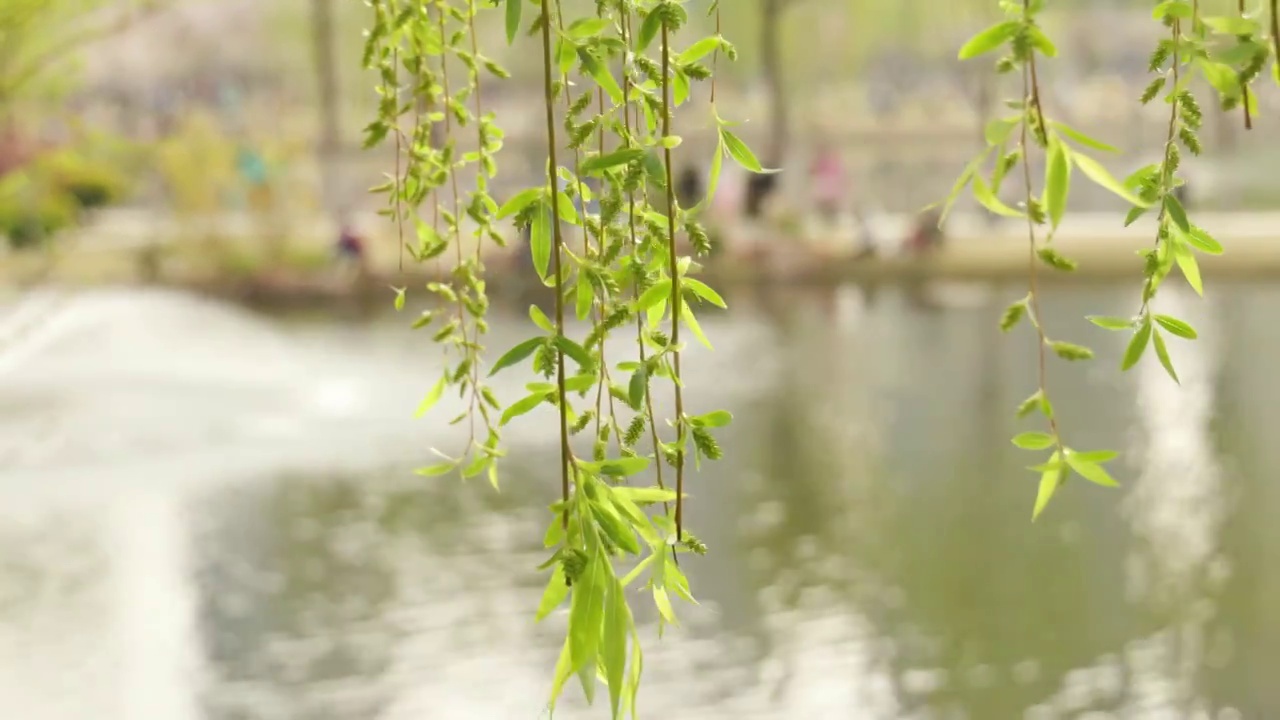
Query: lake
0,280,1274,720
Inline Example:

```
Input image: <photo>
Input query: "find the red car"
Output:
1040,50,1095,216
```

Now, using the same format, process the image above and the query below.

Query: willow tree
362,0,1274,716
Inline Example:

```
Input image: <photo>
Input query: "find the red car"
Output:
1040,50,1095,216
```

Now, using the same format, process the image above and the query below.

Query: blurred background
1,0,1279,718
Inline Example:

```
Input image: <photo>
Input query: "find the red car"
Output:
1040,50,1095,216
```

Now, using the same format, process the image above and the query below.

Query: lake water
0,281,1276,720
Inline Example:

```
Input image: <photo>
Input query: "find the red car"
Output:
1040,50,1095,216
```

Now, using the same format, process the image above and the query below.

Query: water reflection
0,284,1277,718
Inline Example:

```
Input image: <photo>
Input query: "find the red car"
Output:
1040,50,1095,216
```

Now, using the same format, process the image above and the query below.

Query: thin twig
660,20,687,541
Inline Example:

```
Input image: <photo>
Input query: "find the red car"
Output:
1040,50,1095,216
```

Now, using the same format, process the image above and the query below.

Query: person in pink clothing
810,142,847,225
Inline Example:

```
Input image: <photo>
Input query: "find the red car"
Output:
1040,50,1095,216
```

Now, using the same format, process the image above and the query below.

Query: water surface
0,282,1275,719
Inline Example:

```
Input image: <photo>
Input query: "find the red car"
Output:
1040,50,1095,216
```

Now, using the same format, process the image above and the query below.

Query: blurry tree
0,0,169,108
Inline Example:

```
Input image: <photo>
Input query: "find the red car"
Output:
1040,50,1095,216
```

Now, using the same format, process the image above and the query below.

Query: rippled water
0,282,1277,719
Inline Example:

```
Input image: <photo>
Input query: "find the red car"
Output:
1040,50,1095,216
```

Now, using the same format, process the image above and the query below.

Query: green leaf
554,335,595,370
569,556,605,672
1065,452,1120,487
1012,431,1055,450
958,21,1018,59
1153,0,1193,19
628,367,647,410
681,303,713,350
635,279,672,311
504,0,521,43
637,8,662,52
679,35,723,64
591,500,642,555
1027,26,1057,57
597,456,651,477
1122,318,1152,371
1016,390,1043,419
1044,137,1071,230
392,286,406,311
1032,456,1065,521
985,117,1019,146
682,277,726,308
1051,341,1094,361
500,392,548,426
613,487,677,505
1088,315,1135,331
531,201,552,283
1152,329,1180,384
1073,154,1149,207
1000,298,1027,332
414,462,456,477
602,578,629,719
1037,246,1078,272
1185,226,1224,255
415,375,447,417
567,17,609,39
972,174,1023,218
1164,194,1191,232
1174,241,1204,296
1072,449,1120,464
720,130,775,174
496,186,542,218
536,565,570,621
581,148,646,174
691,410,732,428
1050,121,1119,153
1202,15,1259,35
1154,314,1197,339
529,304,555,332
549,637,574,710
940,151,988,224
576,274,594,321
490,337,546,376
652,586,677,625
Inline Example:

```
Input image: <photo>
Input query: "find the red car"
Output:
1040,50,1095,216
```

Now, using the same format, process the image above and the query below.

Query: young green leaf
529,304,555,333
958,21,1018,60
1185,226,1224,255
504,0,522,44
1049,121,1120,153
581,148,647,174
1012,431,1056,450
637,7,663,52
501,391,548,426
1088,315,1136,331
1044,137,1071,229
721,130,771,174
531,202,552,283
1173,241,1204,296
940,151,988,224
1065,453,1120,487
490,337,547,376
569,556,605,672
497,186,543,218
1051,341,1094,361
553,335,595,370
635,279,672,311
1164,193,1191,232
1032,459,1065,521
972,174,1023,218
536,565,570,621
575,275,593,321
414,461,457,477
682,277,727,308
691,410,732,428
1152,329,1179,384
628,367,647,410
679,35,724,64
1073,154,1149,207
596,456,651,477
415,375,447,417
1000,298,1027,332
1027,26,1057,57
1154,314,1197,339
602,578,629,718
681,304,713,350
1121,318,1152,371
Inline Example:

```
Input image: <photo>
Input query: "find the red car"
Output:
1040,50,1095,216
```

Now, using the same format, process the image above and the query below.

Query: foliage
359,0,1280,715
0,144,131,250
947,0,1274,519
362,0,762,715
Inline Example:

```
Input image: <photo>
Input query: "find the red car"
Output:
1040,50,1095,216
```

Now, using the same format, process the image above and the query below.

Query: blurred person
904,208,945,255
809,142,847,226
335,219,370,280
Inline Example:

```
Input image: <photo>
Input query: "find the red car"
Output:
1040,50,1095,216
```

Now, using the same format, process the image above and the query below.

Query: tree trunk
760,0,787,167
311,0,341,217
